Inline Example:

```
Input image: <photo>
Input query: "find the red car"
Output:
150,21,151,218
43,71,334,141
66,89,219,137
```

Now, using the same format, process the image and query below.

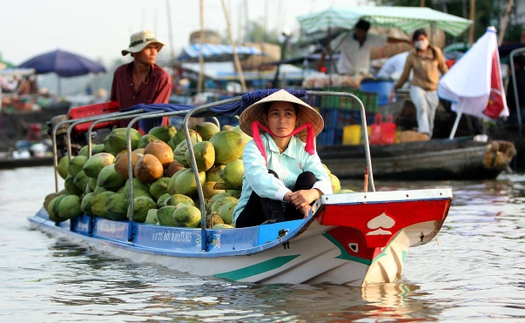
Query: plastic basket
67,101,120,132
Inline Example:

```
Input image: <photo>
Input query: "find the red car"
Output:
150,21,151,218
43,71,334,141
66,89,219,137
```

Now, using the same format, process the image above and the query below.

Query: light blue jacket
232,132,333,224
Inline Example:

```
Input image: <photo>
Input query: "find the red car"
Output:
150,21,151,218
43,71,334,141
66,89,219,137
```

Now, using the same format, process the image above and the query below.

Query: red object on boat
67,101,120,132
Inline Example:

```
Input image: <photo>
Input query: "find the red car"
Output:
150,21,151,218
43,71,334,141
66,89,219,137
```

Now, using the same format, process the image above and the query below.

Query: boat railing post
51,118,75,193
510,47,525,137
85,110,145,157
182,96,242,251
65,111,134,162
123,109,192,242
306,90,375,192
51,111,133,193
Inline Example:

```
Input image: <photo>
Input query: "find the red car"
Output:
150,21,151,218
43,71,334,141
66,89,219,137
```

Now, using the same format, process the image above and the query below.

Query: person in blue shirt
233,90,333,228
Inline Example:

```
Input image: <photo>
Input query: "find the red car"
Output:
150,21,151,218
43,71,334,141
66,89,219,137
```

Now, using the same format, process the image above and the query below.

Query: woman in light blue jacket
233,90,333,228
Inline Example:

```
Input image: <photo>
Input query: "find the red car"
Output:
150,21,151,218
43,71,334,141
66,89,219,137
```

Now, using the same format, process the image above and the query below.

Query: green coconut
68,155,88,178
156,192,172,208
174,168,206,197
57,156,69,180
195,122,220,141
167,168,187,195
137,134,161,149
148,125,177,143
97,164,126,192
57,195,82,220
43,192,59,211
173,205,201,228
211,196,239,215
122,178,150,196
103,127,142,156
83,152,116,178
90,191,115,218
104,193,129,220
185,141,215,172
64,175,83,196
149,177,171,201
80,192,95,216
166,193,196,207
219,159,244,190
218,201,237,225
171,128,202,148
209,131,247,165
144,209,159,225
232,125,253,143
47,195,67,222
92,143,106,155
157,205,177,226
73,170,89,191
205,165,225,183
129,196,156,222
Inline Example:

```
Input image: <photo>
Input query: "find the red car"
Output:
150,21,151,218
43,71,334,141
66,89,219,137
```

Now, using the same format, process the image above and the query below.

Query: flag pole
449,109,462,139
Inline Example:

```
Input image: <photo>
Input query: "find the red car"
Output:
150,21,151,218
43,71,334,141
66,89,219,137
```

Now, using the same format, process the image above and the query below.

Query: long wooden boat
318,137,516,180
27,90,453,286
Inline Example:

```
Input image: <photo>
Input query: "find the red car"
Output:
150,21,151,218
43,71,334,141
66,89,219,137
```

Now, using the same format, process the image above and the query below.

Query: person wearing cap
111,30,172,127
233,90,333,228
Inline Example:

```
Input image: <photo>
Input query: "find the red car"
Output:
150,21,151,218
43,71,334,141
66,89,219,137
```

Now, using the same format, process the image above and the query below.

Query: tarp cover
297,6,472,37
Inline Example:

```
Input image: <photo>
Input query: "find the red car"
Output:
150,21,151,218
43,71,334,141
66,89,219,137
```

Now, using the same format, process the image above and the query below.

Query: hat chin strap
251,121,315,164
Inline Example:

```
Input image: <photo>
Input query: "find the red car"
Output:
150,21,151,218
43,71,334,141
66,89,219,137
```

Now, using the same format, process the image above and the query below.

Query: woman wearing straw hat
233,90,333,228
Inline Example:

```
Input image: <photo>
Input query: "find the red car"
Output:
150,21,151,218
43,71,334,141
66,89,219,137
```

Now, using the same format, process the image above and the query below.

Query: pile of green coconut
43,122,342,229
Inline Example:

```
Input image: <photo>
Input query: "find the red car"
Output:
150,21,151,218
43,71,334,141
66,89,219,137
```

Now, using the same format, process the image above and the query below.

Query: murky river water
1,166,524,322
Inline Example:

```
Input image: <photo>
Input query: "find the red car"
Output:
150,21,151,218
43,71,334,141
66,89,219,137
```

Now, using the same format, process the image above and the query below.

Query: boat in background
27,90,453,286
318,136,515,180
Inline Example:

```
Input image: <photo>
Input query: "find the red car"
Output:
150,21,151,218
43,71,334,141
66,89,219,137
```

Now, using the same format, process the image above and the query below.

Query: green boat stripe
214,255,300,281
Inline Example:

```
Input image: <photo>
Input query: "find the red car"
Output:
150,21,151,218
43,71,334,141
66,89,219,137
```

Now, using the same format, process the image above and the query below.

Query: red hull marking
316,199,451,248
325,226,387,263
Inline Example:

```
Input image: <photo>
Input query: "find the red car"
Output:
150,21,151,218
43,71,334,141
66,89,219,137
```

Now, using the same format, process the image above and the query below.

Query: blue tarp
176,43,263,62
122,89,308,131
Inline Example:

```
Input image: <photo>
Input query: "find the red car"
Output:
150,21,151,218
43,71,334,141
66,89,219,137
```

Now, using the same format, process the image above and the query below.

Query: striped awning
176,43,263,62
297,6,472,37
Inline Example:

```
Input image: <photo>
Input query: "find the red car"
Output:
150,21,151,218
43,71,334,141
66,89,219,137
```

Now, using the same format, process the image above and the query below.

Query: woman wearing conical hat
233,90,333,228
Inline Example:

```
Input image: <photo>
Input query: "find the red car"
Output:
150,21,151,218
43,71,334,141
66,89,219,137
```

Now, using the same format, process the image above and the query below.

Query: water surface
1,166,524,322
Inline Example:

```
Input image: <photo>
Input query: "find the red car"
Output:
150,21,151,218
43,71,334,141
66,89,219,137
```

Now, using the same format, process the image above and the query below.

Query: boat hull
28,189,452,286
318,138,515,180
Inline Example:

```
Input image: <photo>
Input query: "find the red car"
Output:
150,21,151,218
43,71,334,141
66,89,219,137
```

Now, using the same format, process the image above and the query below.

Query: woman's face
265,101,297,137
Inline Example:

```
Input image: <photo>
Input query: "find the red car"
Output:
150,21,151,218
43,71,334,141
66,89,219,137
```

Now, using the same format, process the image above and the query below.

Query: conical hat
239,89,323,142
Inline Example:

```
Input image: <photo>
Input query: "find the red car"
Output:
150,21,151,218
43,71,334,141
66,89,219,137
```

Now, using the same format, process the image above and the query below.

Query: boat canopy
297,6,472,37
176,43,264,62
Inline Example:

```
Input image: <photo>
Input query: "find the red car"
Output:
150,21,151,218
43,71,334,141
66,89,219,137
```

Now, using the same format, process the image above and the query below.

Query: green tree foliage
371,0,523,44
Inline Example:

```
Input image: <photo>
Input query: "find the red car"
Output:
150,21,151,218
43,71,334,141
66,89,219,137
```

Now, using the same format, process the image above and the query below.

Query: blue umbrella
18,49,106,77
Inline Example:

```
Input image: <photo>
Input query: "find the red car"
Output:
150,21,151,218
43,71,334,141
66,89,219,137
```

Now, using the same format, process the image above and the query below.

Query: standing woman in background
388,29,448,138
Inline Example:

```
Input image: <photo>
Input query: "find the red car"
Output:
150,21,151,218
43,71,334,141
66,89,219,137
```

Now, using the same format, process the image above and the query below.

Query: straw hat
122,30,165,56
239,89,323,142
